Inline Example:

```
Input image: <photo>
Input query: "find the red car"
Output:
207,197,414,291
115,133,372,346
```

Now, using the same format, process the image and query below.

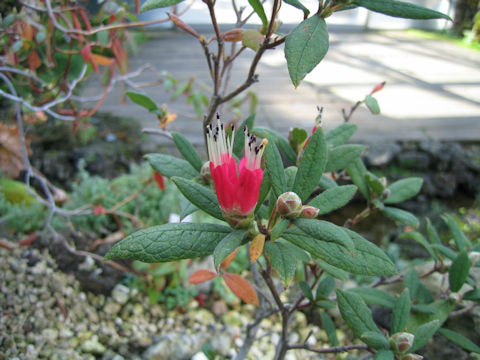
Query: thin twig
287,343,369,354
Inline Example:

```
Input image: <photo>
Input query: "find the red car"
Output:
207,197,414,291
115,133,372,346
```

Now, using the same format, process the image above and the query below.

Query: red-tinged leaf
93,205,107,216
112,38,128,74
78,9,92,31
169,13,200,38
135,0,140,13
90,53,114,66
80,44,92,63
249,234,265,263
154,171,165,190
28,50,41,71
108,14,116,24
0,240,13,251
370,81,386,95
19,233,37,246
189,269,218,284
71,11,84,40
90,52,100,73
223,273,259,306
221,248,238,270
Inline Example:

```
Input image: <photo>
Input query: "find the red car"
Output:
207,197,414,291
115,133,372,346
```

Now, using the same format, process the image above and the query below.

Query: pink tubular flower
207,119,267,228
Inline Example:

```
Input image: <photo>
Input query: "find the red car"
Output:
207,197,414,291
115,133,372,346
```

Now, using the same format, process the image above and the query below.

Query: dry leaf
221,248,238,270
0,123,31,178
249,234,265,263
189,269,218,284
90,54,114,66
223,273,259,306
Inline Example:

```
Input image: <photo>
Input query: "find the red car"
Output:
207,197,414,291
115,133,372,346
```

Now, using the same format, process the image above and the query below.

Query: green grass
406,29,480,52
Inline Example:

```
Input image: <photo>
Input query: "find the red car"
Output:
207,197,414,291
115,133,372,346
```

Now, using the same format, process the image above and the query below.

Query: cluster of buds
390,332,415,354
276,192,319,219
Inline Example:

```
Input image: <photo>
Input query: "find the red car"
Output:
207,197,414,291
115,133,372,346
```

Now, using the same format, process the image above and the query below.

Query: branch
288,343,369,354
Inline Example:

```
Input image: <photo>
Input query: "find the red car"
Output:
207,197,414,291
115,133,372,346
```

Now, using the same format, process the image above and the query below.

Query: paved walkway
82,26,480,147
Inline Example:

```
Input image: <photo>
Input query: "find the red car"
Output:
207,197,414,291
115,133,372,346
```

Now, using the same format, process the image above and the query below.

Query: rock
365,142,402,167
144,332,208,360
111,284,130,305
191,353,209,360
397,151,430,170
81,335,106,354
104,302,122,315
41,328,58,344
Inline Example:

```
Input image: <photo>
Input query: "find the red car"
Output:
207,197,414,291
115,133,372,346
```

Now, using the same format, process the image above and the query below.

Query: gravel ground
0,246,335,360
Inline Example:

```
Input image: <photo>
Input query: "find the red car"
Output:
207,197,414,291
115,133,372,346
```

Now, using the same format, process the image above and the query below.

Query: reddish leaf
154,172,165,190
189,269,218,284
28,50,41,71
19,233,37,246
90,54,114,66
249,234,265,263
370,81,386,95
223,273,259,306
0,123,31,178
93,205,107,216
221,248,238,270
80,43,92,63
71,11,84,40
135,0,140,14
78,9,92,31
169,13,200,39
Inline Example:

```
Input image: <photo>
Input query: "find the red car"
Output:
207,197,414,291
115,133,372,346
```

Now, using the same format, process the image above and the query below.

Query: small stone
192,352,209,360
81,335,106,354
41,328,58,343
112,284,130,305
104,302,121,315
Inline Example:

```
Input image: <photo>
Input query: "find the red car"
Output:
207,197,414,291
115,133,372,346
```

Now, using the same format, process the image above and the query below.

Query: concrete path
82,26,480,147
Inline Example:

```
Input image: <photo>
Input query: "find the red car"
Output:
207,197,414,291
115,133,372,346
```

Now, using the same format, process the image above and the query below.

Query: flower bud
222,28,243,42
401,354,423,360
468,251,480,267
201,162,212,184
300,205,319,219
449,292,462,302
390,332,415,353
276,192,302,219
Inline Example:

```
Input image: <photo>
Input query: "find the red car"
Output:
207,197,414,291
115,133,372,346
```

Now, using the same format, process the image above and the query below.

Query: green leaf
284,0,310,18
233,114,255,157
264,139,286,198
404,269,420,300
299,281,314,301
213,230,245,268
325,145,366,172
171,177,223,220
392,289,411,334
180,196,198,220
320,312,338,346
349,287,396,308
285,16,329,87
242,29,264,51
284,166,298,191
283,227,396,276
364,95,380,114
410,320,441,352
326,123,358,147
426,218,441,245
352,0,451,20
361,331,390,349
293,128,328,202
316,275,335,299
319,175,338,189
463,288,480,301
385,177,424,204
265,242,297,284
253,127,297,164
125,91,159,112
346,158,370,199
104,223,231,262
255,172,271,212
171,132,203,172
442,214,472,251
400,231,437,261
449,251,470,292
277,239,311,263
407,300,451,333
141,0,185,12
438,328,480,354
366,172,385,196
248,0,268,28
271,218,290,241
289,128,308,151
316,259,349,280
146,153,199,179
381,206,419,227
431,244,456,260
336,289,380,339
375,349,394,360
295,219,354,251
